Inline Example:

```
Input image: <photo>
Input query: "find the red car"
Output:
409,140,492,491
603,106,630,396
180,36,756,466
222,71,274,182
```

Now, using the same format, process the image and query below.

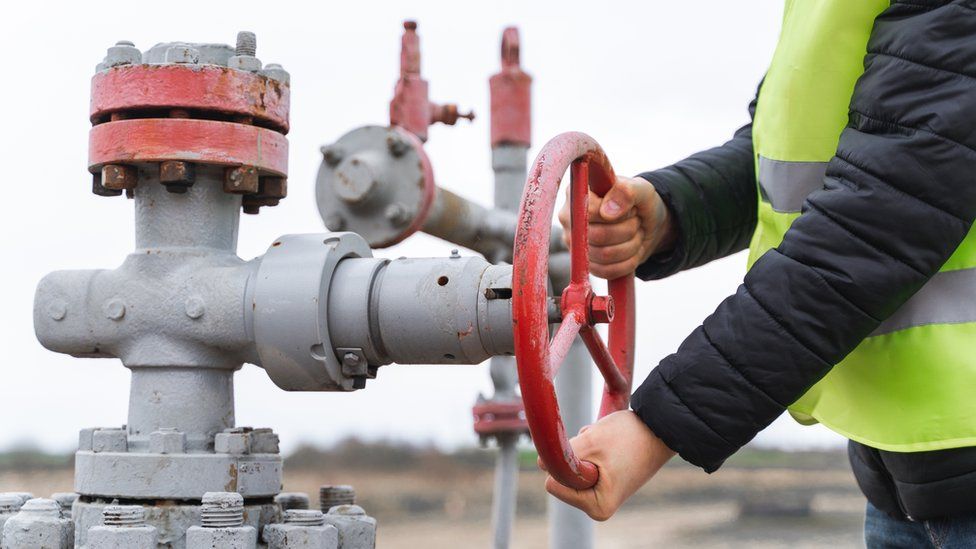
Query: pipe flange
251,232,373,391
316,125,435,247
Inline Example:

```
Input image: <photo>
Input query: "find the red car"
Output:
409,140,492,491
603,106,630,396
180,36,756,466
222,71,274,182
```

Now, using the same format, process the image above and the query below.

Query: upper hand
540,410,676,521
558,175,676,280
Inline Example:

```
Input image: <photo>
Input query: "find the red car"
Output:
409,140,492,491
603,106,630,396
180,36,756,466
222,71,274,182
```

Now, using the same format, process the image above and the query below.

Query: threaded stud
283,509,325,526
319,485,355,512
236,32,257,57
102,505,145,526
200,492,244,528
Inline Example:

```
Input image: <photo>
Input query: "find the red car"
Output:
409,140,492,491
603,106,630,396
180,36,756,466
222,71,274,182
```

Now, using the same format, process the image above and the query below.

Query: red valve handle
512,132,636,490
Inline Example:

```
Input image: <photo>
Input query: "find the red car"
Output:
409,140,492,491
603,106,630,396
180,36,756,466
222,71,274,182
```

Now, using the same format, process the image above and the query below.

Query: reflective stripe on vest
749,0,976,452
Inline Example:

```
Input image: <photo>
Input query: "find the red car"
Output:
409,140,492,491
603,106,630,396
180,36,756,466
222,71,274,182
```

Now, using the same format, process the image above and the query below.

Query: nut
224,166,260,194
101,164,138,190
589,295,615,324
159,161,195,193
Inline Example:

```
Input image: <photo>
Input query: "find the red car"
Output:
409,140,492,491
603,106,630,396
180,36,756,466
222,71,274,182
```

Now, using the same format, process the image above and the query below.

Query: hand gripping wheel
512,132,636,490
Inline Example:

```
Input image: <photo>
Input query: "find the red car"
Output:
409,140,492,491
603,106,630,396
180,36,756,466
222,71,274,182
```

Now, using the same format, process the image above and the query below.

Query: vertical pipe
548,339,594,549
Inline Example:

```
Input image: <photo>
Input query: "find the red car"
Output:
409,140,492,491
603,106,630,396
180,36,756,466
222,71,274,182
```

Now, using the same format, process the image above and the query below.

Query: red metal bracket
473,399,529,437
512,132,636,490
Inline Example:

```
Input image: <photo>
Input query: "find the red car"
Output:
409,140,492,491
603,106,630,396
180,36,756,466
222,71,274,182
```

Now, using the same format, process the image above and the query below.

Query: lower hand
540,410,676,521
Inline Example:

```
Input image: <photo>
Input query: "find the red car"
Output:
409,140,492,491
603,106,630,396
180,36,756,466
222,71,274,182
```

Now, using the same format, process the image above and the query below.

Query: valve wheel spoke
547,310,585,379
579,325,628,395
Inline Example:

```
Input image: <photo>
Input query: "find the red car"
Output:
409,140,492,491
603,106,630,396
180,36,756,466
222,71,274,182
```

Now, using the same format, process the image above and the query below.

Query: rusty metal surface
88,118,288,177
90,64,290,132
490,28,531,147
512,132,636,490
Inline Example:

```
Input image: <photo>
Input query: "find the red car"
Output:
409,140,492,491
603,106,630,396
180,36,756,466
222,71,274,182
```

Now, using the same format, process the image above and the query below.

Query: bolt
224,166,259,194
92,172,123,197
321,145,345,167
51,493,77,520
101,164,137,190
19,498,61,518
116,40,135,47
236,31,257,57
159,161,195,193
386,134,411,157
200,492,245,528
342,353,360,367
103,299,126,321
261,177,288,199
0,494,22,514
47,300,67,321
275,492,310,511
450,249,461,259
184,297,205,320
164,45,200,64
384,203,411,227
589,295,615,324
319,485,355,512
284,509,325,526
102,505,145,526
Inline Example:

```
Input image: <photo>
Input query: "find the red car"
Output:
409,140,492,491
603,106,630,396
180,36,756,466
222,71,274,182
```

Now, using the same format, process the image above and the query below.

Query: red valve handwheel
512,132,636,491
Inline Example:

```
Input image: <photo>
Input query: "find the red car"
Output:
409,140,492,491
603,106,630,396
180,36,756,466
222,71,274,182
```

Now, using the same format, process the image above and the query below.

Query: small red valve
512,132,636,490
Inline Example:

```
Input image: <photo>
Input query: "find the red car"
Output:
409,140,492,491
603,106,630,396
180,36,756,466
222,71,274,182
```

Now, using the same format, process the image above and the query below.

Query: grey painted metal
548,339,595,549
322,506,376,549
2,498,73,549
0,494,24,541
315,127,565,261
317,126,430,248
485,143,530,549
51,493,77,521
251,232,374,391
263,510,339,548
186,493,257,549
72,499,280,549
87,505,158,548
327,257,515,366
757,156,827,214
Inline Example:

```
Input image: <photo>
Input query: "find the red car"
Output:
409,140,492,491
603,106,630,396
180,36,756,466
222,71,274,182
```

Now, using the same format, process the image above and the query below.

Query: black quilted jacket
630,0,976,520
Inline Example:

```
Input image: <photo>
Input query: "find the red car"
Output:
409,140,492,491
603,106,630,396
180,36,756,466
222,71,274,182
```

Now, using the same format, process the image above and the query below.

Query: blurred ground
0,443,865,548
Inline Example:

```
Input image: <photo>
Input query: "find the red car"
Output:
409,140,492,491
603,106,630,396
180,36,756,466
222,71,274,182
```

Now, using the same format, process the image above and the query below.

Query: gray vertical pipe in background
548,339,595,549
488,144,529,549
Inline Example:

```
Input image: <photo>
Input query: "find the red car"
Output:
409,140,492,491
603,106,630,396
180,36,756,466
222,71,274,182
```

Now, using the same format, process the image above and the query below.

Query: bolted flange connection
89,33,290,214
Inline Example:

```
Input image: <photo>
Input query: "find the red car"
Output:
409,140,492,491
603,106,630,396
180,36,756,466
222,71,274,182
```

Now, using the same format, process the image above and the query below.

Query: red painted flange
88,118,289,176
512,132,636,490
472,399,529,437
91,64,290,133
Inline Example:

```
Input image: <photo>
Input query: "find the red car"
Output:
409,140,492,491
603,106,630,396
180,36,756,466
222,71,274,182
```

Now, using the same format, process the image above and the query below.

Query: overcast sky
0,0,846,454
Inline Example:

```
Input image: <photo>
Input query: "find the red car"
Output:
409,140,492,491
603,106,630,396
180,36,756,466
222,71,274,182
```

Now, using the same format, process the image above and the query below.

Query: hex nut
323,505,376,549
160,161,195,193
165,45,200,64
104,41,142,68
185,525,256,548
214,431,250,455
263,521,338,549
149,429,186,454
260,64,291,85
101,164,138,190
228,55,262,72
91,428,128,453
250,429,280,454
2,498,73,549
224,166,260,194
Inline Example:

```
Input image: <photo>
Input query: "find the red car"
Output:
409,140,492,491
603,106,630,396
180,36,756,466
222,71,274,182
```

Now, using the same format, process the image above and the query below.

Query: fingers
590,256,640,281
597,176,642,222
587,216,640,246
590,230,643,266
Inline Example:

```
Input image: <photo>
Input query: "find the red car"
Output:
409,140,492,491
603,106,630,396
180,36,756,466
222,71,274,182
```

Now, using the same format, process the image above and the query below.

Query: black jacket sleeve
631,0,976,472
635,86,759,281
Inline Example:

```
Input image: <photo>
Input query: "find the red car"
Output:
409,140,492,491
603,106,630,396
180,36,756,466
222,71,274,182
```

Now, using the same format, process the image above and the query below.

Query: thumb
598,180,637,221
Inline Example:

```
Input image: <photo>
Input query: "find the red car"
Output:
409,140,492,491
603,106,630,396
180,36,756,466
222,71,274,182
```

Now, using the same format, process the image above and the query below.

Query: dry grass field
0,445,866,548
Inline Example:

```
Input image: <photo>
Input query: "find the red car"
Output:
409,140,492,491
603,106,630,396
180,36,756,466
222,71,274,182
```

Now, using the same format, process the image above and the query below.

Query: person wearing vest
547,1,976,545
